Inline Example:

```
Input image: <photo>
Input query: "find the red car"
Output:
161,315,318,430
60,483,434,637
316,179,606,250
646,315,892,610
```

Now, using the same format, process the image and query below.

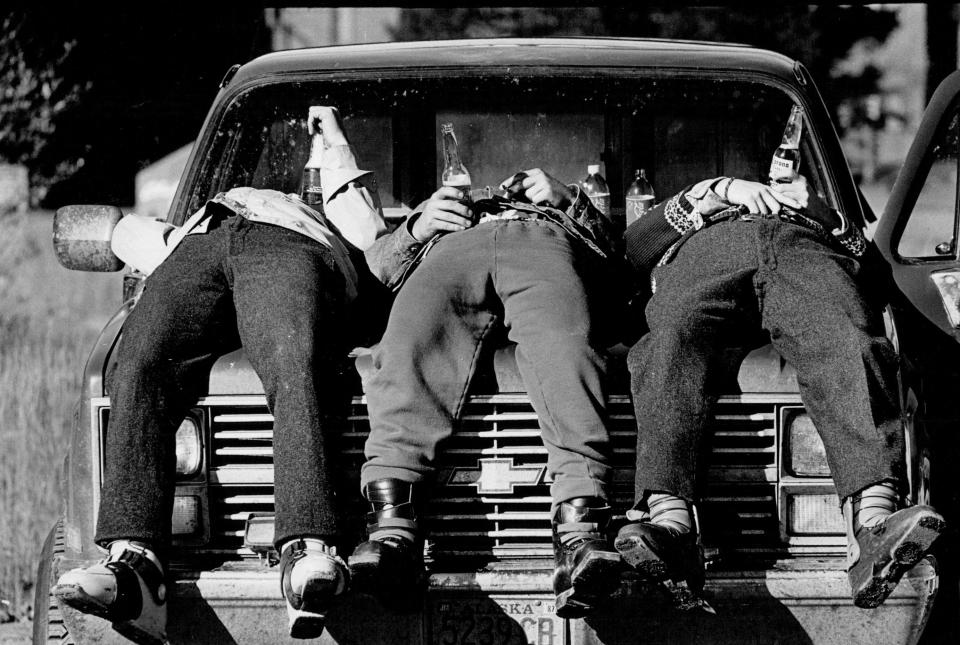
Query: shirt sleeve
320,144,389,251
110,205,210,275
110,214,176,275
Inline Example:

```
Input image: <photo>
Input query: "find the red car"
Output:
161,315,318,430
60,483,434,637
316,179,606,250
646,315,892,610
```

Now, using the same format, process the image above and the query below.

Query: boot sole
614,534,710,611
347,553,386,595
613,533,669,581
54,584,168,645
53,583,113,621
288,607,327,640
852,514,946,609
287,575,335,639
347,554,425,612
555,551,622,619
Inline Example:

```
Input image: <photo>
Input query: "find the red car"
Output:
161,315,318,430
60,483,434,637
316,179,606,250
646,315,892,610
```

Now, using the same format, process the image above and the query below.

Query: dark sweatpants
96,214,351,551
628,216,904,504
362,219,616,505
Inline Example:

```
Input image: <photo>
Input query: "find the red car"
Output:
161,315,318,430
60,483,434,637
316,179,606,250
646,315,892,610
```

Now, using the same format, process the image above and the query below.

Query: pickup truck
34,38,960,644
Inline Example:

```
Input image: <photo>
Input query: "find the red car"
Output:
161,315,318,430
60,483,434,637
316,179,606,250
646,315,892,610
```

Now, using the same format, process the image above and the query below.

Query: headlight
175,417,202,477
786,412,829,477
787,494,844,535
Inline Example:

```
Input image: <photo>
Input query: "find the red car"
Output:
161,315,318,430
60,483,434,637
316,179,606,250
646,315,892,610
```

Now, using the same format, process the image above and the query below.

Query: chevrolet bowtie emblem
448,458,545,494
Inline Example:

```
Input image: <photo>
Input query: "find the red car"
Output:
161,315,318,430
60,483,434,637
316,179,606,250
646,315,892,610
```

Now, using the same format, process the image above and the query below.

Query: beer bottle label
769,155,796,181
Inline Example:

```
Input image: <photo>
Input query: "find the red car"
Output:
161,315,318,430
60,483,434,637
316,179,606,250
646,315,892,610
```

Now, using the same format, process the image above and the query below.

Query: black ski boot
614,501,708,611
552,497,622,619
348,479,425,610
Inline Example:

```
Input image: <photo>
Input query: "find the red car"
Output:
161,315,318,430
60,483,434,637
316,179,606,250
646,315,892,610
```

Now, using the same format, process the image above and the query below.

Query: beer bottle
581,164,611,217
625,168,655,227
301,111,325,210
769,105,803,184
441,123,472,199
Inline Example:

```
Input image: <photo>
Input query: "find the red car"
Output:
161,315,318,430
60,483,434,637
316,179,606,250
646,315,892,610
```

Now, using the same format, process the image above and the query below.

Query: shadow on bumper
59,559,938,644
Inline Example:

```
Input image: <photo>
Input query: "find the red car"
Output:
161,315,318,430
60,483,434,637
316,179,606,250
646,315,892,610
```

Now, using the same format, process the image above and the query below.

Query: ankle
369,527,417,545
850,482,899,532
281,537,339,556
645,492,693,536
106,540,164,576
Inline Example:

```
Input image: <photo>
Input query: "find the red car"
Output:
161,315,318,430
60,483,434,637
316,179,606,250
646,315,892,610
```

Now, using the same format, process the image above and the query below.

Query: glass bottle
581,164,611,217
625,168,655,227
769,105,803,184
300,112,325,210
440,123,472,199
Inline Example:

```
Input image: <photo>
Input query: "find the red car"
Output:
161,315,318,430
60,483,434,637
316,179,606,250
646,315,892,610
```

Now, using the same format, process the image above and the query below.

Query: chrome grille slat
201,394,802,562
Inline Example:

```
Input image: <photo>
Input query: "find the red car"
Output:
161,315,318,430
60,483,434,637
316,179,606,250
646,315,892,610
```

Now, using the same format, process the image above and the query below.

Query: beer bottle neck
442,132,464,171
305,133,324,169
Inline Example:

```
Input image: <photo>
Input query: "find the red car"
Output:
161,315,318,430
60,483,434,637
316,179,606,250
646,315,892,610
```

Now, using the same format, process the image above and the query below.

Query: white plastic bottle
625,168,655,227
581,164,611,217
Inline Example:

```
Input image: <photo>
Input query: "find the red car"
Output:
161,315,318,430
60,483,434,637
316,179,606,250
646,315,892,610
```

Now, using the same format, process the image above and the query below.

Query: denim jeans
628,217,904,504
96,213,352,552
361,219,618,506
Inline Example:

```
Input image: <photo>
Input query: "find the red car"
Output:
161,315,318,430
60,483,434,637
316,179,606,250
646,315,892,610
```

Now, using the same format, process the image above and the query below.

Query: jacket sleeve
363,212,427,290
623,185,703,275
564,184,623,258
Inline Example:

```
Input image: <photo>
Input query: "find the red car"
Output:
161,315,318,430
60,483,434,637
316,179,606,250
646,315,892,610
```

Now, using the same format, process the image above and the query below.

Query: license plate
431,595,565,645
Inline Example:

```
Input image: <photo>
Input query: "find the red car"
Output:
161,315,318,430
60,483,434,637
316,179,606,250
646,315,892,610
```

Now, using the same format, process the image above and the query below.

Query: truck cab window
898,111,960,259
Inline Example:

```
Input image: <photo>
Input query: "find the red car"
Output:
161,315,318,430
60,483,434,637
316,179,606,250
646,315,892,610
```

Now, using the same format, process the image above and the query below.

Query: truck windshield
182,73,820,222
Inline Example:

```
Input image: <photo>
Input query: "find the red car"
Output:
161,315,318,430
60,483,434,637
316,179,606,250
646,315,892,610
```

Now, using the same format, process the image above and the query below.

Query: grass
0,210,121,623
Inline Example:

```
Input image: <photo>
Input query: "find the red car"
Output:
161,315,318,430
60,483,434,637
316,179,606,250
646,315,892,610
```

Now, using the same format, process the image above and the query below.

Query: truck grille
198,392,803,563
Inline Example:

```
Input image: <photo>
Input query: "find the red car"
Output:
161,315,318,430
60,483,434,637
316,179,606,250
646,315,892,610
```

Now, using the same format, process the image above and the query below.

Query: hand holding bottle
725,179,803,215
411,186,474,241
307,106,350,148
771,175,849,234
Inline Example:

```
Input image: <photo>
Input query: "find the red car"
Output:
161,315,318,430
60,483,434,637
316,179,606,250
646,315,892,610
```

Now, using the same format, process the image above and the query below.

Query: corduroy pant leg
228,219,353,549
627,221,764,504
757,220,905,501
96,220,241,551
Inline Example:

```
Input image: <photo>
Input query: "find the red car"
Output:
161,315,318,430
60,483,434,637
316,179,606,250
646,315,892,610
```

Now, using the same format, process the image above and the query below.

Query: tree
0,11,87,206
926,4,958,103
391,7,607,40
392,6,899,130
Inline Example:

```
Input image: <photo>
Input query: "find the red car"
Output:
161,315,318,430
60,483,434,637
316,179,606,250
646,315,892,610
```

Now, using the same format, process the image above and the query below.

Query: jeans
628,217,904,504
361,219,617,505
96,214,352,552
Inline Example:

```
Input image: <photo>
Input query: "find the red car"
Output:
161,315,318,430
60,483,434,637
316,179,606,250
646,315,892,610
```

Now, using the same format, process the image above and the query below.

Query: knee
533,328,598,360
261,334,322,378
111,336,169,384
646,296,713,345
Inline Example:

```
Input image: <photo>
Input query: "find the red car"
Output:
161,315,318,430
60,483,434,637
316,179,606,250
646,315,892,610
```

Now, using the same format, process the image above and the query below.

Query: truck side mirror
52,205,125,272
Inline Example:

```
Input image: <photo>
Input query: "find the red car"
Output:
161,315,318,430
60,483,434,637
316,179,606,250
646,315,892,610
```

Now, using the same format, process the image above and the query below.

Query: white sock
853,482,898,530
647,493,693,535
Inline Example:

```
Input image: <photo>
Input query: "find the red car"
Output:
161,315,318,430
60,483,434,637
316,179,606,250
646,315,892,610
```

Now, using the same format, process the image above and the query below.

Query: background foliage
391,6,899,127
0,14,87,206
